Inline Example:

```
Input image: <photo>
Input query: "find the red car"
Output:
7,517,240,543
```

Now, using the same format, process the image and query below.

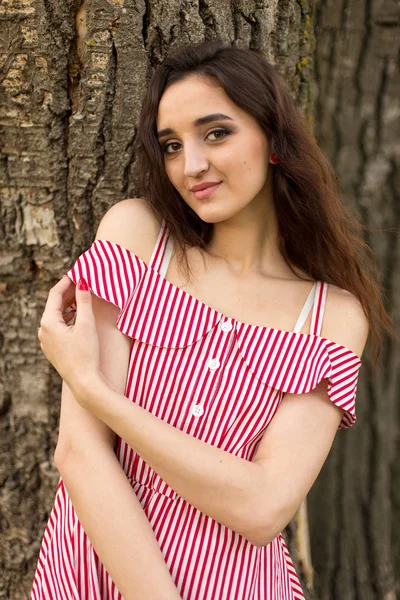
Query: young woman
31,40,393,599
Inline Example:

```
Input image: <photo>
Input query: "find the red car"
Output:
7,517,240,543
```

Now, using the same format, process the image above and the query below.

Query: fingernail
78,277,88,291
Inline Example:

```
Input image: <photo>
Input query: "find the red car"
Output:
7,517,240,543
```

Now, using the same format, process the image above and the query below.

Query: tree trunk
307,1,400,599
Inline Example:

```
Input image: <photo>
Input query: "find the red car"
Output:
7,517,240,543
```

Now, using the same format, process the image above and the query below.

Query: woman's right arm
54,291,181,599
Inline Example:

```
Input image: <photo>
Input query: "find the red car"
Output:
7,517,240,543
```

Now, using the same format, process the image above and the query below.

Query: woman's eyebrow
157,113,234,139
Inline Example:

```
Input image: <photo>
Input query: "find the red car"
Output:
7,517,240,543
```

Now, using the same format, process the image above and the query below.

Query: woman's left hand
37,276,101,403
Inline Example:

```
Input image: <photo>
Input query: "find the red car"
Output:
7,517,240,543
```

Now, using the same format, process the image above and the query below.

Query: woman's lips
192,182,222,200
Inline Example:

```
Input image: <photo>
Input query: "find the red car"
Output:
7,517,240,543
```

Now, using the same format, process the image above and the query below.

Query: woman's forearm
75,375,262,542
55,445,181,600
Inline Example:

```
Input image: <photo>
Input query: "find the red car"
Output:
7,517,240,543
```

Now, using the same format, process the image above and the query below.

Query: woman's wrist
68,369,107,409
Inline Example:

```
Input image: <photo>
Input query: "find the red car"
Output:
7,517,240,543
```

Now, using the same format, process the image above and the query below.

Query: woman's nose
183,146,209,177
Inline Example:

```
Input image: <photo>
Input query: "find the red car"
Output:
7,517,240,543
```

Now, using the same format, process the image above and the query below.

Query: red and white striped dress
31,218,362,600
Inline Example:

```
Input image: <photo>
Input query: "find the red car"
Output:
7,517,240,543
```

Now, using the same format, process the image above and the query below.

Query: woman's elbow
54,442,74,470
242,501,293,547
247,527,278,547
242,521,275,547
237,501,274,547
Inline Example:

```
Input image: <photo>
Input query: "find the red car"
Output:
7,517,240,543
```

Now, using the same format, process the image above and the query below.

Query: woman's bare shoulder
94,198,162,264
321,282,369,359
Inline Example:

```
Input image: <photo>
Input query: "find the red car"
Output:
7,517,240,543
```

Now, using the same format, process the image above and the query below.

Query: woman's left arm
76,368,363,548
41,278,369,547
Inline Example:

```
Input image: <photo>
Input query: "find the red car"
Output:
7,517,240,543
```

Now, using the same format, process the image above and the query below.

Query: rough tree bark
1,0,397,599
307,1,400,599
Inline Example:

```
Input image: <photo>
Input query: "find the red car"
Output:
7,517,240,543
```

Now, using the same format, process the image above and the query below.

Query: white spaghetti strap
310,281,328,336
293,282,317,334
159,233,174,278
148,217,174,276
148,218,167,271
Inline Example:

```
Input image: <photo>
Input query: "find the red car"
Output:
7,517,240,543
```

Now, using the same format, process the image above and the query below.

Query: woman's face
156,74,273,223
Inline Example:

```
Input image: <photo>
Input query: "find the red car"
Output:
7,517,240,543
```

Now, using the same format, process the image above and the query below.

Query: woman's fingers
41,277,75,328
63,309,76,324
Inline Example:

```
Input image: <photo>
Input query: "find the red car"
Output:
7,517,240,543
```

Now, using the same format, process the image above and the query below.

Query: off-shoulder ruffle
65,239,146,334
235,323,361,429
65,240,361,429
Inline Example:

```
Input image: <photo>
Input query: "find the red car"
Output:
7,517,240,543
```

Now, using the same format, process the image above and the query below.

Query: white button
191,404,204,417
208,358,220,370
221,321,233,332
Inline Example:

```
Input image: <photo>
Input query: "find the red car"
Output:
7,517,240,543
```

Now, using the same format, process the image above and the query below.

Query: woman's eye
208,128,229,141
163,142,181,154
162,128,231,154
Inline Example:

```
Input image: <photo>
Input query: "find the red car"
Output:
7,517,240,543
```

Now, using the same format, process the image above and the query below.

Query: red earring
270,153,278,164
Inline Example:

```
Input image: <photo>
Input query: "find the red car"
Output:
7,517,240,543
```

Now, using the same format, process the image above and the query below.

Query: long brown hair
134,39,396,370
